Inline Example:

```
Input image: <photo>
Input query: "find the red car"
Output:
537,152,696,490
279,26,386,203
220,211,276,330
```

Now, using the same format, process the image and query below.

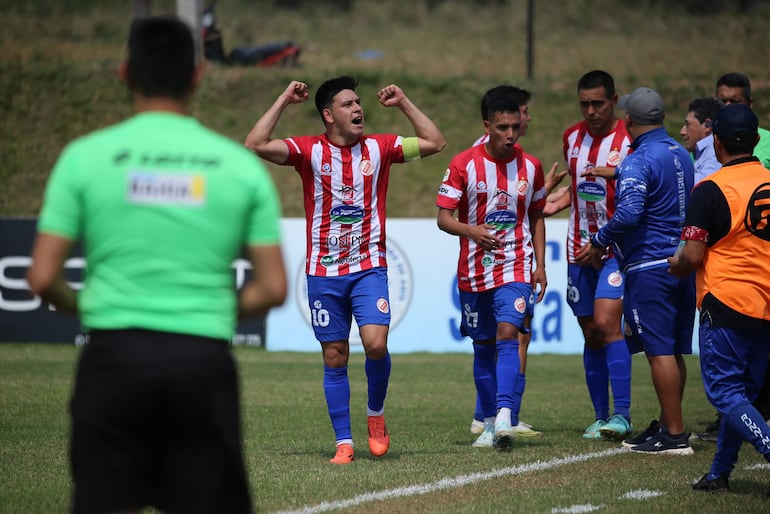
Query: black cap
711,103,759,143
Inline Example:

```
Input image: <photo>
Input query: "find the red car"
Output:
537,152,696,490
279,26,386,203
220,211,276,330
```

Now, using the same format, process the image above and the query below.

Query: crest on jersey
517,180,529,196
359,159,374,176
607,149,621,167
514,296,527,313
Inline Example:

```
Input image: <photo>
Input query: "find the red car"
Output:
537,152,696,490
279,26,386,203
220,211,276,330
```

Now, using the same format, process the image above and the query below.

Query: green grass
2,344,769,513
1,0,769,217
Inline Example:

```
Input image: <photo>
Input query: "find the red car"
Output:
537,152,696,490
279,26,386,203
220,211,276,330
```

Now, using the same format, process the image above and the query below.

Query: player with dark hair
466,85,564,441
437,91,548,451
245,76,445,464
546,70,634,441
27,16,287,513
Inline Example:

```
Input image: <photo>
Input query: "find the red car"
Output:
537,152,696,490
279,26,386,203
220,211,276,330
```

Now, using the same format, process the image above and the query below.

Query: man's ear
704,118,713,132
322,107,334,125
191,61,205,91
118,61,129,84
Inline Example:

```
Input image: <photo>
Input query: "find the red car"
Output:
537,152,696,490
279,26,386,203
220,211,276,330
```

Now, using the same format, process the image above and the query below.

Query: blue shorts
623,265,695,356
566,259,624,318
306,267,391,343
459,282,534,341
698,312,770,415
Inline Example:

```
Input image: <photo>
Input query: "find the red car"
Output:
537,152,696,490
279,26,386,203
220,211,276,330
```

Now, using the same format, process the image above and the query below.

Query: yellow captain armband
402,137,421,161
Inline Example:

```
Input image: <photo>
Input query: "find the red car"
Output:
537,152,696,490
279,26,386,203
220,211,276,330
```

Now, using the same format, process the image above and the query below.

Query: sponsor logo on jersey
127,171,206,205
359,159,374,176
746,182,770,241
327,232,365,251
330,205,364,223
339,184,356,203
475,180,488,193
494,189,512,208
576,181,606,202
484,210,517,230
321,163,332,175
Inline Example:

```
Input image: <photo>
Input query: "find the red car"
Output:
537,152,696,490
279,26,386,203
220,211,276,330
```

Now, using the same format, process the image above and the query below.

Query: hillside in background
2,0,769,217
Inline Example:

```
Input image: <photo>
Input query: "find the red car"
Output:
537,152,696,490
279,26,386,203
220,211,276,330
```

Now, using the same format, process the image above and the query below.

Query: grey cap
618,87,665,125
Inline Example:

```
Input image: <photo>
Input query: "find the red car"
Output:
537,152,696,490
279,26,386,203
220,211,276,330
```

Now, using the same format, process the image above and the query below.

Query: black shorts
70,329,252,514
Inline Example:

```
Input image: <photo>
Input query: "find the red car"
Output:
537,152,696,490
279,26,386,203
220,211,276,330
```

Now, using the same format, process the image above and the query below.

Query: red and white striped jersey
284,133,406,276
562,120,631,263
437,144,546,292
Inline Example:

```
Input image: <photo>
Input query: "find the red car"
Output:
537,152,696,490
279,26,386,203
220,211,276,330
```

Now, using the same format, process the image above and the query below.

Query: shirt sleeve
37,142,83,240
246,159,283,246
593,153,648,247
685,180,730,246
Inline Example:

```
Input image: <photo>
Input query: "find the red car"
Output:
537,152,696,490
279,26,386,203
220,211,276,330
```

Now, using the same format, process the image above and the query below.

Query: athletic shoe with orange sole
329,443,354,464
367,415,390,457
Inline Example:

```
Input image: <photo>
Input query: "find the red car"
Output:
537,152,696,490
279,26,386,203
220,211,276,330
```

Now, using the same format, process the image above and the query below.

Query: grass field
2,0,770,217
2,344,769,513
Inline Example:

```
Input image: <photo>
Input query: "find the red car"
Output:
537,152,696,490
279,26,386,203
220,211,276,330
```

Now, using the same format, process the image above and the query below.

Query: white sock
496,408,512,426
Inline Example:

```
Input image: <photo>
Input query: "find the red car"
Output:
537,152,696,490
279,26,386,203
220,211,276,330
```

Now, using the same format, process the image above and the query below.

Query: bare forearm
398,96,446,156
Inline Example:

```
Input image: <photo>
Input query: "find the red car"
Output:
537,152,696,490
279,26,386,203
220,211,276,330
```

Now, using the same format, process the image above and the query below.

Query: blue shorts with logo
306,267,391,343
459,282,535,341
566,258,624,318
622,264,695,356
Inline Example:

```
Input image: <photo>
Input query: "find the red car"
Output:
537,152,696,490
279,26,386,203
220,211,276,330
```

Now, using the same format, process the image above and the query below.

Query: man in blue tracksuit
587,87,696,455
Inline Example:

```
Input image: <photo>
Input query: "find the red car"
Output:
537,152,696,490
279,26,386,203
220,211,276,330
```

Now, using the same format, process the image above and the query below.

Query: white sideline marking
619,489,665,500
744,463,770,471
552,504,603,513
271,448,627,514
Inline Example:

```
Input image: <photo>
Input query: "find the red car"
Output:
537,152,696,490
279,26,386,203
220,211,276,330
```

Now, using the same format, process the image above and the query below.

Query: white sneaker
470,419,485,435
472,423,496,447
512,422,542,438
494,421,515,451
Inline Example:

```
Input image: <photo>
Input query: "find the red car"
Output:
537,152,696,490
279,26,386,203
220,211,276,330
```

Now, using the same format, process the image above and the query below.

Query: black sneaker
622,419,659,449
704,413,722,433
629,430,694,455
692,473,729,493
695,430,718,443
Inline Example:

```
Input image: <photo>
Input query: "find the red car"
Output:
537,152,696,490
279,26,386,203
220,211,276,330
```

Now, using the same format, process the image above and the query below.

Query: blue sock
584,347,609,420
473,343,497,419
605,339,631,419
323,365,351,441
496,339,520,411
365,352,391,412
512,372,526,425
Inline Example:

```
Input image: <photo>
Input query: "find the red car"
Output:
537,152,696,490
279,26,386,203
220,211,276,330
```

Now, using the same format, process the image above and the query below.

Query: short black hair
715,72,752,100
688,97,723,124
126,16,196,99
314,76,358,120
485,95,520,121
577,70,616,98
480,85,530,120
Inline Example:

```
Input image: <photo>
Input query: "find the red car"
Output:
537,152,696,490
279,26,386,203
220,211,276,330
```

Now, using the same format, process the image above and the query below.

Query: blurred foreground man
669,103,770,493
27,16,287,514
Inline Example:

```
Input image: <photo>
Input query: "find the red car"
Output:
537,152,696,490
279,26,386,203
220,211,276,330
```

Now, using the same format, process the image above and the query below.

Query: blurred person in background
680,97,723,185
27,16,287,514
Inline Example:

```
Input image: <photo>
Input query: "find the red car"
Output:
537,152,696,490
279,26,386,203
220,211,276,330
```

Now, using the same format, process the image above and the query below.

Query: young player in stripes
437,91,547,451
